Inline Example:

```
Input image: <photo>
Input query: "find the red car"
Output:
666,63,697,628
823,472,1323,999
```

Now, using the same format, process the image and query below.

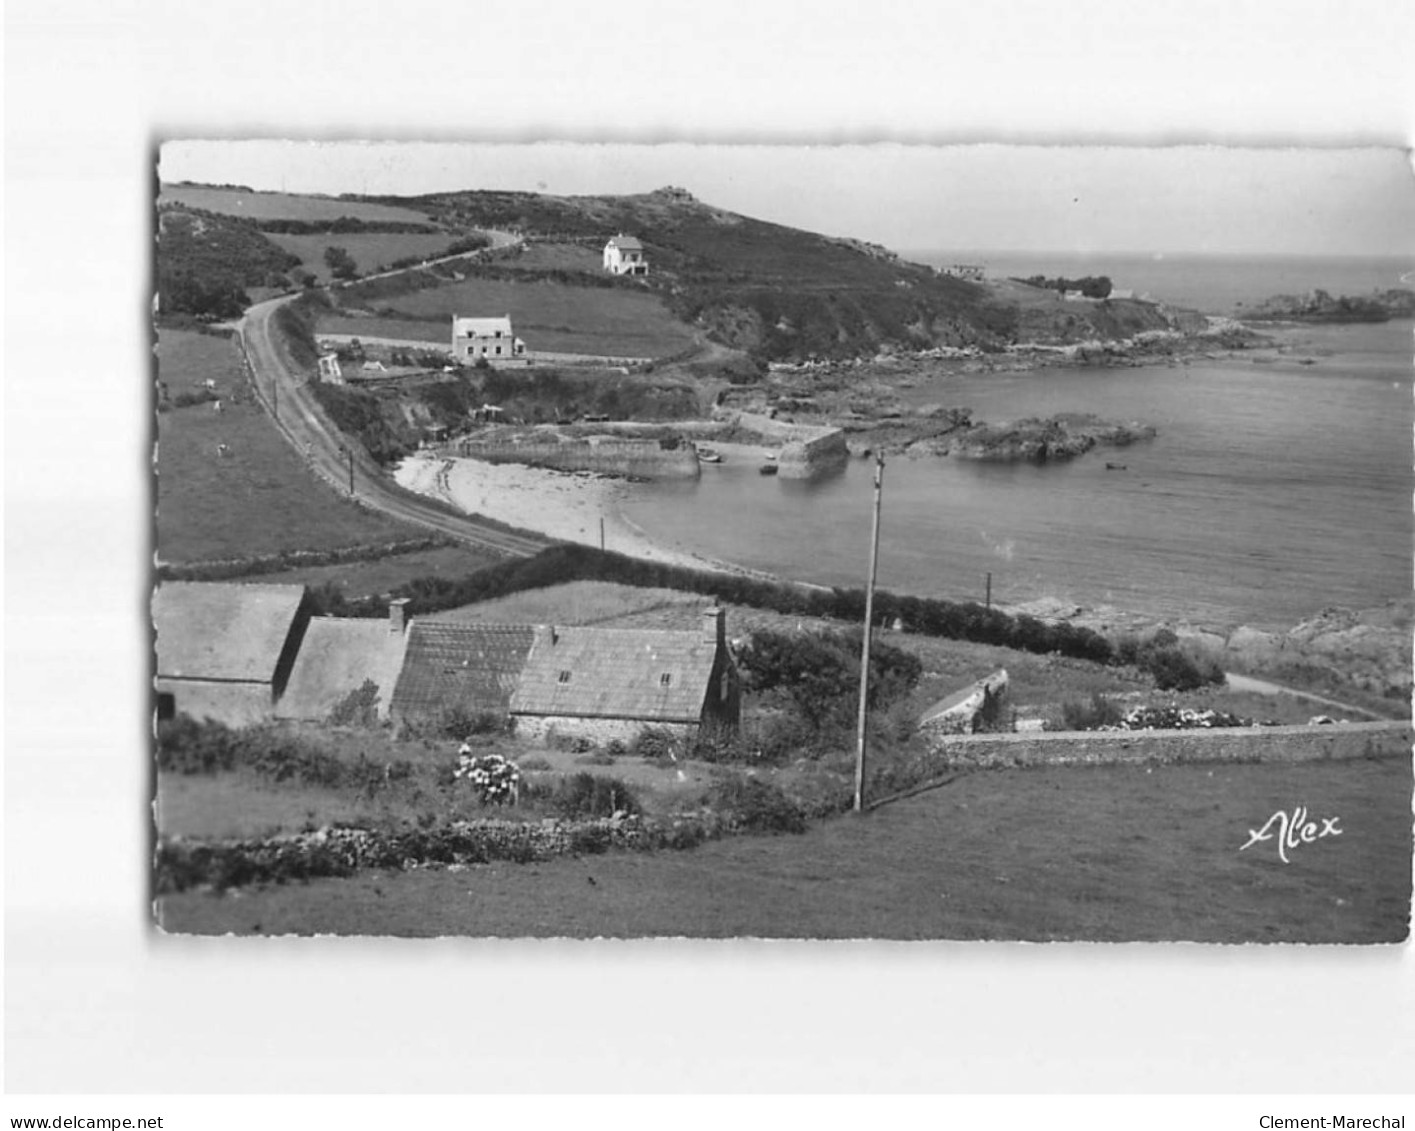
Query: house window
558,670,571,684
495,346,502,356
659,673,673,687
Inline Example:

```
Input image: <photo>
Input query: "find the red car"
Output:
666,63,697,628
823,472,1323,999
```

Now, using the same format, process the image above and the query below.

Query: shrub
1061,692,1125,732
707,776,807,834
155,714,241,774
453,752,521,806
736,628,922,734
327,679,381,727
551,773,642,819
1142,644,1222,692
631,726,682,762
403,705,508,741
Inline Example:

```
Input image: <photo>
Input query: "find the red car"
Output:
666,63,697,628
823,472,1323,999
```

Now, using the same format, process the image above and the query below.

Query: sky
158,140,1415,258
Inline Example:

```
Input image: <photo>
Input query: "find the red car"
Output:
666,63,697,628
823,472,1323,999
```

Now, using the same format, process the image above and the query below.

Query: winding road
236,229,549,557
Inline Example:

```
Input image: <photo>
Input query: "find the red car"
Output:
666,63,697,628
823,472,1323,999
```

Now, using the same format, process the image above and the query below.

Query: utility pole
854,451,885,813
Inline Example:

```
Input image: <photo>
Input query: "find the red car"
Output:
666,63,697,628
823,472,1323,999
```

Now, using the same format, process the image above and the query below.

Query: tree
323,245,358,281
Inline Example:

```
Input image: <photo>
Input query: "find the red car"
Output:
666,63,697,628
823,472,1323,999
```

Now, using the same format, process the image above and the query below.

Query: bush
1061,692,1125,732
707,776,807,834
631,726,682,762
327,679,381,727
736,628,922,734
453,752,521,806
155,714,242,774
551,773,642,819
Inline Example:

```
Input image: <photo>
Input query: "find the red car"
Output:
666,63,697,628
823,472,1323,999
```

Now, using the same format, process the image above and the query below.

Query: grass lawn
159,184,436,226
339,276,697,357
155,756,1412,941
268,232,460,282
156,329,424,562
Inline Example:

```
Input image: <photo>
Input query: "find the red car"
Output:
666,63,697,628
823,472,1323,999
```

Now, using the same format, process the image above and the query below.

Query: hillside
348,186,1032,359
161,181,1205,361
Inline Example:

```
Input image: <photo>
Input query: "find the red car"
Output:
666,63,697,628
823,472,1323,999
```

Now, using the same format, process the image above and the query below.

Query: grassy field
268,232,460,281
155,755,1412,941
431,580,708,626
499,243,605,273
159,184,437,225
156,329,424,562
336,277,697,357
315,315,448,346
252,544,508,597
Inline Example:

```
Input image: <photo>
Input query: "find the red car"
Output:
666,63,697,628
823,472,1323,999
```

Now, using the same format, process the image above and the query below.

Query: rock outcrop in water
906,413,1156,463
1244,287,1415,324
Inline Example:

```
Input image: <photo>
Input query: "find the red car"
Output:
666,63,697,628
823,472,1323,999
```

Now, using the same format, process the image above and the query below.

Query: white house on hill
603,235,648,276
451,315,526,364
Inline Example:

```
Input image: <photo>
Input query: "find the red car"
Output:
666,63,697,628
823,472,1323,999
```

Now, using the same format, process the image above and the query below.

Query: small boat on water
759,463,779,476
696,447,723,464
1105,462,1127,471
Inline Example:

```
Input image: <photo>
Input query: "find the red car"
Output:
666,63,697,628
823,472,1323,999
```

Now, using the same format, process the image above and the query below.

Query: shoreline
392,452,780,582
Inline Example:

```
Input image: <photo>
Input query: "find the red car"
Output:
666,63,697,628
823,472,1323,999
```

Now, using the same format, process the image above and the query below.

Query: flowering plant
453,751,521,805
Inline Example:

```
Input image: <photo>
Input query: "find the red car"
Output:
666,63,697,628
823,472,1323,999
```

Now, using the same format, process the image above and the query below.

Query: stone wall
923,720,1410,769
450,437,700,479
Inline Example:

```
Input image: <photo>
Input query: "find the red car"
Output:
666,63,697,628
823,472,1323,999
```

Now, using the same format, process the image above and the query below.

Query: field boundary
926,720,1410,770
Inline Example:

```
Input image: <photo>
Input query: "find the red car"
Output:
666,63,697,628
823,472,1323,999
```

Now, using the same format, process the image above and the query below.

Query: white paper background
5,0,1413,1095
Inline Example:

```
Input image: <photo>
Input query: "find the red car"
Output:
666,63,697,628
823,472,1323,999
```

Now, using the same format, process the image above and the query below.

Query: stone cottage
509,608,739,745
152,582,310,727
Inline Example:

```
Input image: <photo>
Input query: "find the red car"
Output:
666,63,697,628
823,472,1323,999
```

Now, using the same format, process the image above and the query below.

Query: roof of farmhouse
511,625,720,723
452,315,514,337
606,235,643,250
390,621,537,718
152,582,306,683
277,616,409,721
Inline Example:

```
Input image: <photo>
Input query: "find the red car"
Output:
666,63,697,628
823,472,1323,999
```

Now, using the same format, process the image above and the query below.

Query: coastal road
237,285,548,559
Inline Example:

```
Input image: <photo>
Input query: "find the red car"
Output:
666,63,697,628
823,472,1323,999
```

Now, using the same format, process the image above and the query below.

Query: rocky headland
1242,287,1415,324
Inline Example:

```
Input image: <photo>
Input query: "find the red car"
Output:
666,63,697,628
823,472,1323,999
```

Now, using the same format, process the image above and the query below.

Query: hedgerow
316,543,1116,667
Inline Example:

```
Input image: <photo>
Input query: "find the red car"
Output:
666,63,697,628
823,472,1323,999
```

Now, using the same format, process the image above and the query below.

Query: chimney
701,606,725,649
389,598,410,635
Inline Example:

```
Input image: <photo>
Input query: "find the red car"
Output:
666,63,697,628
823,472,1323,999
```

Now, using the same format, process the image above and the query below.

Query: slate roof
452,315,514,338
276,617,409,721
390,621,537,718
511,626,717,723
606,235,643,251
152,582,306,683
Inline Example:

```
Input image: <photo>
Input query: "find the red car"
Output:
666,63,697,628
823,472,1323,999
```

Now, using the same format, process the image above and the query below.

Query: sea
618,253,1415,631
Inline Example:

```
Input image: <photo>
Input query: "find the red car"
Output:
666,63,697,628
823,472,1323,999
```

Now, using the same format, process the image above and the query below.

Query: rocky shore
1006,595,1413,707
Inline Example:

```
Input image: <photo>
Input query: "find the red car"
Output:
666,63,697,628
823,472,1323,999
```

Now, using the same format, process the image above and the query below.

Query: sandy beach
393,453,762,576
